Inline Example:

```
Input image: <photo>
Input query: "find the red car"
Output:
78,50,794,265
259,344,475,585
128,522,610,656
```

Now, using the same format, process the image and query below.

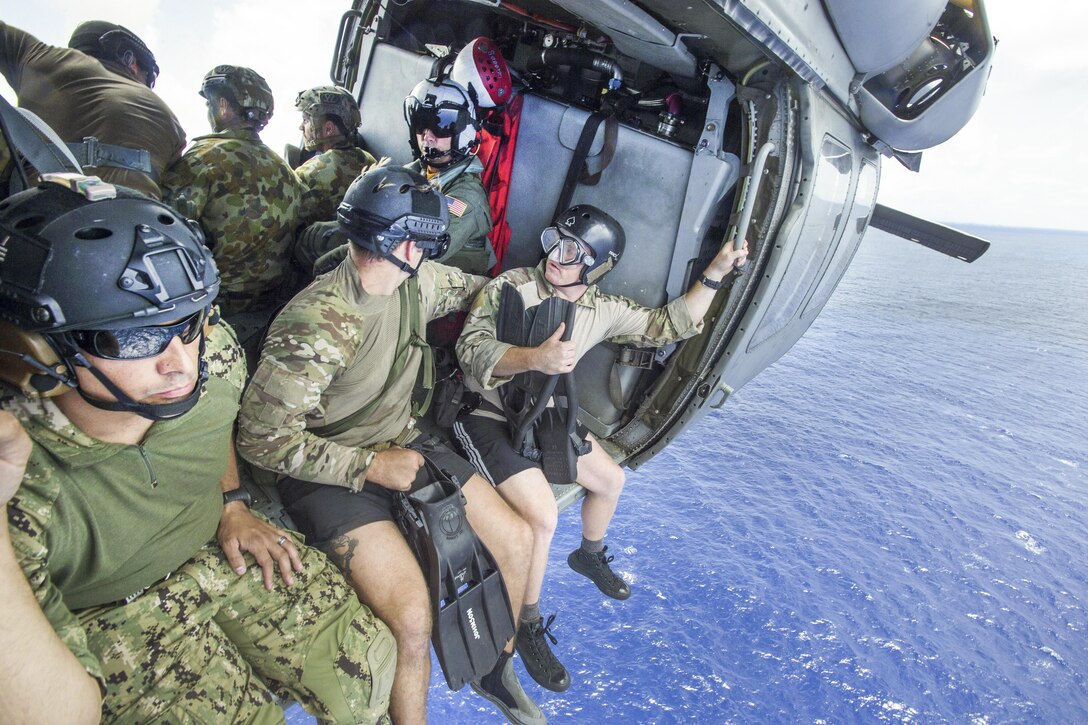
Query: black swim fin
394,463,516,691
523,295,573,391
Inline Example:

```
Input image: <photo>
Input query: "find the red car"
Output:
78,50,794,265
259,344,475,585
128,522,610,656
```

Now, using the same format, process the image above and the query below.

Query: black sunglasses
72,307,208,361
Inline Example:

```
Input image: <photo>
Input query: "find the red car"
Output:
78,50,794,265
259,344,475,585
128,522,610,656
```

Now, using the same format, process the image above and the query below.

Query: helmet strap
420,145,459,170
382,245,427,278
69,338,210,421
582,257,615,286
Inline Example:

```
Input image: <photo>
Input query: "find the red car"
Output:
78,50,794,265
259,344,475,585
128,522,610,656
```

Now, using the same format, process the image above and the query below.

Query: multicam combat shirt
237,256,485,490
456,260,702,420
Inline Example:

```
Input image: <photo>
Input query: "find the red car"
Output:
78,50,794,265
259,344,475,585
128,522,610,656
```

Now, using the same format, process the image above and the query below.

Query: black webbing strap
309,275,433,439
0,94,80,190
552,111,610,223
66,136,155,178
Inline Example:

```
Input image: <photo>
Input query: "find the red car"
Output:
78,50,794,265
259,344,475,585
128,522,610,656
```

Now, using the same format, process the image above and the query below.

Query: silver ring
276,535,287,546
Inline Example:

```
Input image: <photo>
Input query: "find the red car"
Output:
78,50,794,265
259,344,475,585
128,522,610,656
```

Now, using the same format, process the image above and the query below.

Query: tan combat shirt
456,260,702,420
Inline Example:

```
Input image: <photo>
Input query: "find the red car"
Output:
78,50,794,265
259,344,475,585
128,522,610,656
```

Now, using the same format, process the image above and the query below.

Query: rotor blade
870,204,990,263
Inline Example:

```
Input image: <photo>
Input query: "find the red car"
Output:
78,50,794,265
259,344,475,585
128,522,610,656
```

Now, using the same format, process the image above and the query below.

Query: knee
525,501,558,542
300,601,398,723
598,462,626,500
384,595,432,658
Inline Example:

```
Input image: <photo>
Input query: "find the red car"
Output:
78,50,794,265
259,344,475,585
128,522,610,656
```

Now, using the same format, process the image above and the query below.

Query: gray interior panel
503,94,693,308
500,94,694,436
357,44,434,164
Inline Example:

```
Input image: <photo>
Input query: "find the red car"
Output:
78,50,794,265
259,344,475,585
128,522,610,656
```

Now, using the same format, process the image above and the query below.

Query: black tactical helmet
555,204,626,285
337,167,450,265
200,65,274,131
69,20,159,88
0,180,218,418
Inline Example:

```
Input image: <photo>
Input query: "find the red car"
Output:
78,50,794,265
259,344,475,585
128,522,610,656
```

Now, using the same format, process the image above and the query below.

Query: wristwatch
698,274,724,290
223,489,253,508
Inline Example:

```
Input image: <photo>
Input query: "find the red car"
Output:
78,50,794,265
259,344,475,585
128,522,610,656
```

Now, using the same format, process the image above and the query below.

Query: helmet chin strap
421,145,460,170
69,337,210,421
306,129,346,152
383,250,426,278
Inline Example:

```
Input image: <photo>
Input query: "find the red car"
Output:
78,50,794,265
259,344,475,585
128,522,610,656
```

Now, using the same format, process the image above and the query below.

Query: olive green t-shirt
2,322,246,681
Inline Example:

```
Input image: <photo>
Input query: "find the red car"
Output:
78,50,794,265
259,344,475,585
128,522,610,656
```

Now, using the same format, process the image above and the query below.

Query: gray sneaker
470,651,547,725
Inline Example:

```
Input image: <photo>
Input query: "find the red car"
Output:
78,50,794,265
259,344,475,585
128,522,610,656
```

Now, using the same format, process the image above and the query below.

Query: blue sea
293,224,1088,722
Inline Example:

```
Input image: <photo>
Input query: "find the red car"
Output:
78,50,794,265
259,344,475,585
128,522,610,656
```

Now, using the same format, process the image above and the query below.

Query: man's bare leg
566,434,631,600
460,473,532,647
575,434,626,540
328,521,430,725
489,468,556,608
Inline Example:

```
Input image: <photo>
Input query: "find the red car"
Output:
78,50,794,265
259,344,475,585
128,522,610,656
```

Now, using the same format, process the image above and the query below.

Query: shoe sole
469,680,547,725
514,635,572,692
567,551,632,601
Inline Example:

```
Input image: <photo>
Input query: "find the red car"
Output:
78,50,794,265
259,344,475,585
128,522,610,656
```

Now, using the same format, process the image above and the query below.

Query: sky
2,0,1084,231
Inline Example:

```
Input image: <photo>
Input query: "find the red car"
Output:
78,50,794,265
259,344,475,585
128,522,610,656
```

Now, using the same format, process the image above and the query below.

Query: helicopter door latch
708,380,734,410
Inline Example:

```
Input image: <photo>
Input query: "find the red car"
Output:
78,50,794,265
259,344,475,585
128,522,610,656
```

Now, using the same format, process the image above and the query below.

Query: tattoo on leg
327,534,359,577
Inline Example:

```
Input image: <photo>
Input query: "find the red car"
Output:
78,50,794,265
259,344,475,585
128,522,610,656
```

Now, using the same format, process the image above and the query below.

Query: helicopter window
749,135,852,351
803,159,879,321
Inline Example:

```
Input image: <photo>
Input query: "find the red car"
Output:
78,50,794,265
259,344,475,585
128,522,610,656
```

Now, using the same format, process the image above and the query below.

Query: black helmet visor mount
336,168,451,276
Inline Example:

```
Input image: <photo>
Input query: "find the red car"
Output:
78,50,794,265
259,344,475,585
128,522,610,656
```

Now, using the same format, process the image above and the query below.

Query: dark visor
72,306,208,360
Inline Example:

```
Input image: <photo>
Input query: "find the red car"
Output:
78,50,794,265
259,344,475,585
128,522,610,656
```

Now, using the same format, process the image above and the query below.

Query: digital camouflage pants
76,530,396,724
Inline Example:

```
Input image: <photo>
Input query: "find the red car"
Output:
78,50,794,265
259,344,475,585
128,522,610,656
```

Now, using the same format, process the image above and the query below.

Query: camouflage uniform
412,157,495,275
2,322,395,723
293,145,376,275
237,256,486,488
162,129,303,316
457,260,703,420
296,145,376,229
0,21,185,199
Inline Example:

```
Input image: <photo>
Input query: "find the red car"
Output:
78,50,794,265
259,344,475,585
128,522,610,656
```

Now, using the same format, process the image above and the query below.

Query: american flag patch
447,196,468,218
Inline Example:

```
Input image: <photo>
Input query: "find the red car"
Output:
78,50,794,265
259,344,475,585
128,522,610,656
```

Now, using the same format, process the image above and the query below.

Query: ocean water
292,224,1088,722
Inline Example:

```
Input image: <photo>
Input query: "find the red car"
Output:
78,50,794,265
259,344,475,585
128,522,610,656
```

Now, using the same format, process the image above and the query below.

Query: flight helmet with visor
450,36,513,109
403,78,479,168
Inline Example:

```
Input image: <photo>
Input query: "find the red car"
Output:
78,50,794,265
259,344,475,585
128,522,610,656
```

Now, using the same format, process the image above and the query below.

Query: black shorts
453,414,588,487
278,435,478,551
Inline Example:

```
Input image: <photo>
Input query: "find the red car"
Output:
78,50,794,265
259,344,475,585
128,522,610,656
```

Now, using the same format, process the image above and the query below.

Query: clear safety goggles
72,306,208,360
540,227,595,266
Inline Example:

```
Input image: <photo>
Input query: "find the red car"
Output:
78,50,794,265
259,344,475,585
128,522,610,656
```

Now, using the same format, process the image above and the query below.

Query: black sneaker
470,651,547,725
567,545,631,600
516,614,571,692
